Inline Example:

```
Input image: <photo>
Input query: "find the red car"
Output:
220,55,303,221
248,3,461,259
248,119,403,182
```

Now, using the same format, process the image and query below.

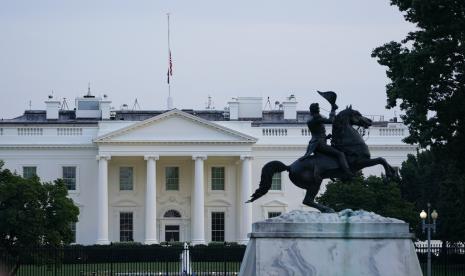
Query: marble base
239,210,422,276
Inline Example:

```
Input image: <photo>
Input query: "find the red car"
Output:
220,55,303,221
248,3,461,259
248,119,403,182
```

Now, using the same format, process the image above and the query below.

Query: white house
0,93,417,245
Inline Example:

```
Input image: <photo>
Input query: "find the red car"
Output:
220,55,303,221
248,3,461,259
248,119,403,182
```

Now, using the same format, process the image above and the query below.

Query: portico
94,110,256,244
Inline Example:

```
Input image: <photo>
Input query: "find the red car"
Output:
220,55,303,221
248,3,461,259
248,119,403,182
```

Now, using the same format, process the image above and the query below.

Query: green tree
399,150,465,242
372,0,465,243
0,161,79,275
371,1,465,162
317,175,419,231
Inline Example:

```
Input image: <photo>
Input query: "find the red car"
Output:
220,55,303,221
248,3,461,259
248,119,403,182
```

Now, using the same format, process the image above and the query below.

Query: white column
96,155,111,245
191,155,207,245
144,155,159,244
239,155,253,244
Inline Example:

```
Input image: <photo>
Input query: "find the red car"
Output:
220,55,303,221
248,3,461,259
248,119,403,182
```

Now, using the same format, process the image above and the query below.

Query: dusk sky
0,0,415,119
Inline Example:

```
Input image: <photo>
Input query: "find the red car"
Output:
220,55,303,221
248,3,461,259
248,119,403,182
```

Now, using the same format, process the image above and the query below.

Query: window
78,100,99,110
211,167,225,190
268,212,282,218
23,166,37,179
62,166,77,191
119,212,133,242
165,167,179,191
70,222,76,243
165,225,180,242
211,212,225,242
164,209,181,218
119,167,134,191
270,173,281,190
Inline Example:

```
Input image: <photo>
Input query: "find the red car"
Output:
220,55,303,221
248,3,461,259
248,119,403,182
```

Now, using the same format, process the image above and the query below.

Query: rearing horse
247,106,398,213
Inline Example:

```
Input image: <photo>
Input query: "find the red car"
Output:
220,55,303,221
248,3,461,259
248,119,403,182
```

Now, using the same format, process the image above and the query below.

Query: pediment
262,199,288,207
112,200,138,207
95,109,256,144
205,199,232,207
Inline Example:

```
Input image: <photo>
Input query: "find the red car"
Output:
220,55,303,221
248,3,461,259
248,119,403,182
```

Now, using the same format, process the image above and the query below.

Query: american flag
169,50,173,76
167,50,173,84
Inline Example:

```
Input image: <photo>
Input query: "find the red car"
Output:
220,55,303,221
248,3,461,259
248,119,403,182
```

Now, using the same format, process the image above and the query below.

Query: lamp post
420,203,438,276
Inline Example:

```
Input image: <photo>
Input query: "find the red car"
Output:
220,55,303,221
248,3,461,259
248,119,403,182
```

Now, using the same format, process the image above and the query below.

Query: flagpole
167,13,170,97
166,13,173,109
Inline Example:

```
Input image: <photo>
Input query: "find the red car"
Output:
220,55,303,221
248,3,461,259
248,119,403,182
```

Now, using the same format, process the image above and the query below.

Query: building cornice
0,122,99,126
252,144,418,151
0,144,96,149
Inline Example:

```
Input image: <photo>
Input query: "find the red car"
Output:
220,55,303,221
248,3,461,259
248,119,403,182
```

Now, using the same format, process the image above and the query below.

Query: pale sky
0,0,415,119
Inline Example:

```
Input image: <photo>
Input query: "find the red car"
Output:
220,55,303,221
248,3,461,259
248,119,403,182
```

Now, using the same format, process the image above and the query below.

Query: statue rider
300,101,353,178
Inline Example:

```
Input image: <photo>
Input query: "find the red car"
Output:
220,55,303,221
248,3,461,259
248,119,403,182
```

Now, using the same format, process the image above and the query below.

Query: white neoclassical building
0,93,417,245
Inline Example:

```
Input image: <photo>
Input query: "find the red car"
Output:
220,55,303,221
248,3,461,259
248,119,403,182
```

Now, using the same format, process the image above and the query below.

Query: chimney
100,95,111,120
100,101,111,119
228,100,239,120
45,96,61,120
282,94,297,120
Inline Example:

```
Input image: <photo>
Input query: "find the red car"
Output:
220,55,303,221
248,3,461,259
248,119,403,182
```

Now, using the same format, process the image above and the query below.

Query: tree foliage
400,150,465,242
317,175,419,231
0,161,79,275
372,0,465,243
371,0,465,161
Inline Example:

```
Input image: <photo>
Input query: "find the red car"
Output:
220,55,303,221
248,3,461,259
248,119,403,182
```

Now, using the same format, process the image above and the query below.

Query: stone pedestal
239,210,422,276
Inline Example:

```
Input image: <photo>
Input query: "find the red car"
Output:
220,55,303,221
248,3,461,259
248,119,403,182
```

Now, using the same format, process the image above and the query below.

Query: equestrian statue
246,91,398,213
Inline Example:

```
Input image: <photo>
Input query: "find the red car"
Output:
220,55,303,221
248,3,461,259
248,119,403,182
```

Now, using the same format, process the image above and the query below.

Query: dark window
211,167,225,190
211,212,225,242
270,173,281,190
119,167,134,191
165,167,179,190
120,212,133,242
165,225,180,242
268,212,282,218
78,100,99,110
62,166,76,190
23,166,37,179
164,209,181,218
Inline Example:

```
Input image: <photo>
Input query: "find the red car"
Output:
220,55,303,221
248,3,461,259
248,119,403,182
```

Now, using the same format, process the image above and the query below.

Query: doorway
161,209,185,242
165,225,180,242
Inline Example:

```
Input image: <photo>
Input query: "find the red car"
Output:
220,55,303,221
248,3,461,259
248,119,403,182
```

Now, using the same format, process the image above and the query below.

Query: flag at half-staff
167,49,173,84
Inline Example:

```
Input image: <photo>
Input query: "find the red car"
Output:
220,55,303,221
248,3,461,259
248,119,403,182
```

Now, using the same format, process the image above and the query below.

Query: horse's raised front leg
353,157,397,179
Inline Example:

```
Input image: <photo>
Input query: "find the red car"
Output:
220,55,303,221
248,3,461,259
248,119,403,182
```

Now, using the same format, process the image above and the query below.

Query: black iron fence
0,243,245,276
1,243,464,276
416,244,465,276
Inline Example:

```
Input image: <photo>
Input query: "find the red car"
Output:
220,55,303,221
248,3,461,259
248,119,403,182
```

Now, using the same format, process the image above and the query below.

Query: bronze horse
247,106,398,213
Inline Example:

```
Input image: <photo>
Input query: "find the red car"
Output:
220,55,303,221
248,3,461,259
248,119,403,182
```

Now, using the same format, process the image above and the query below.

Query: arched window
164,209,181,218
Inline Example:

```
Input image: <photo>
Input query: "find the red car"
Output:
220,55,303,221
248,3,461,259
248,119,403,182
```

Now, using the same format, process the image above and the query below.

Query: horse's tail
246,161,289,203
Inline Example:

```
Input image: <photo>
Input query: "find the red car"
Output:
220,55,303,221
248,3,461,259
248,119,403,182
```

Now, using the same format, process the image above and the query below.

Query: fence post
223,242,227,276
165,255,168,275
443,242,447,276
54,247,57,276
110,247,113,276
